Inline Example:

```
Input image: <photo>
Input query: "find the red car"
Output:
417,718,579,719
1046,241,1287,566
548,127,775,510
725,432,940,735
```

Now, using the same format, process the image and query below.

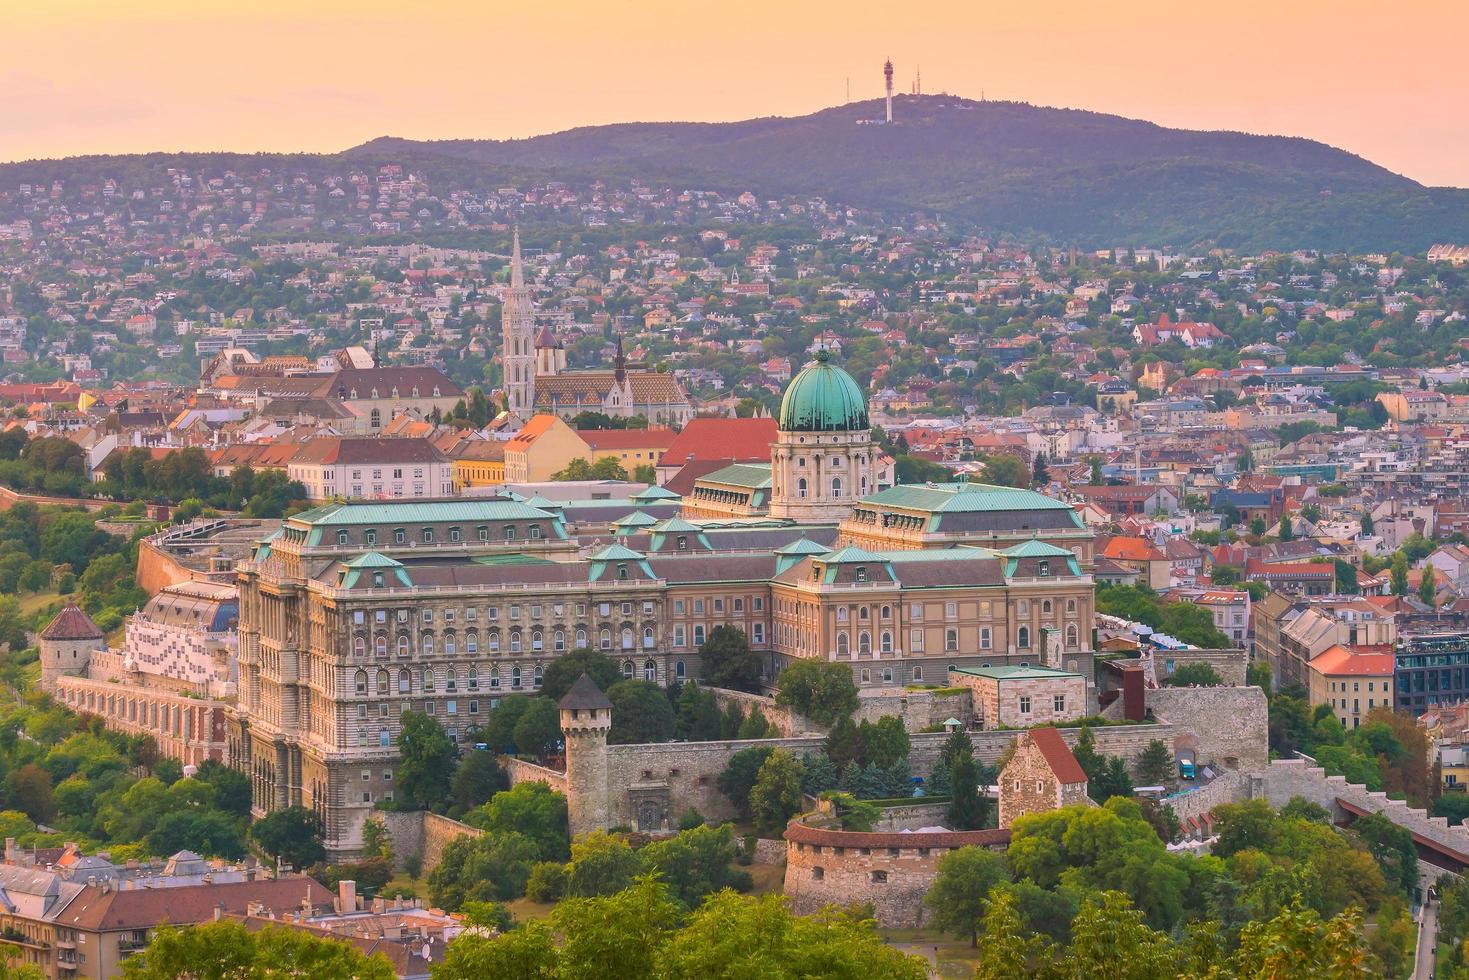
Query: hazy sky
5,0,1467,186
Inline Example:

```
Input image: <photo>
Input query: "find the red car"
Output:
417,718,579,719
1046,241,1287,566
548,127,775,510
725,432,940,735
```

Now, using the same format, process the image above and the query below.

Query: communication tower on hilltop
884,58,894,123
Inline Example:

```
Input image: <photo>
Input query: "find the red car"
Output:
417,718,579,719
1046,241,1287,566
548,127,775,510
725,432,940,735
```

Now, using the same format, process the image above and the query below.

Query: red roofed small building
999,727,1090,828
1245,559,1334,596
575,427,678,474
1100,536,1170,589
1306,643,1396,729
1132,313,1226,349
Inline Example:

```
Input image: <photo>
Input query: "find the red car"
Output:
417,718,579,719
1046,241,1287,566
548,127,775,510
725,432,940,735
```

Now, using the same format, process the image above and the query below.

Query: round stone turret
559,673,612,837
38,604,104,692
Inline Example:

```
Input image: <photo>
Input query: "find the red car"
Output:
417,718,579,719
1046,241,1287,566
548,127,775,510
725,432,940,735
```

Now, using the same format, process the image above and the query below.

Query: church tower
770,351,879,521
534,323,565,377
502,228,537,417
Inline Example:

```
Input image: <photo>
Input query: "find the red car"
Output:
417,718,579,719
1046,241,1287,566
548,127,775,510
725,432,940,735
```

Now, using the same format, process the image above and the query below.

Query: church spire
511,226,524,290
614,334,627,384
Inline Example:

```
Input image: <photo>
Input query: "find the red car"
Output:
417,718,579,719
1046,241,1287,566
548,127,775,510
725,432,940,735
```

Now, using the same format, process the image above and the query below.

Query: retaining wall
1261,759,1469,860
376,809,482,874
503,757,568,794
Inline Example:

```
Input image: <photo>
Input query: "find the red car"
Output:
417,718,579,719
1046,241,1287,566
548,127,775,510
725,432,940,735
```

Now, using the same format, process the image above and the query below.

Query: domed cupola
769,351,877,522
778,351,869,433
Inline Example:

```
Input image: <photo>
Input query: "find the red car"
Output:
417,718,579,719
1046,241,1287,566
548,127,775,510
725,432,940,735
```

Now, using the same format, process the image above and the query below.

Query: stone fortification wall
706,688,814,737
871,801,951,832
1164,770,1252,829
1143,686,1268,773
783,821,1010,928
1261,760,1469,859
377,810,482,873
136,537,202,596
1156,648,1248,686
706,686,973,738
585,724,1171,829
503,757,568,794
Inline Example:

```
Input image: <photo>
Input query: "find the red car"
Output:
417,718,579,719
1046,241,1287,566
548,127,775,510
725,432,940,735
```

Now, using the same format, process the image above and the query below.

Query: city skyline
4,0,1468,186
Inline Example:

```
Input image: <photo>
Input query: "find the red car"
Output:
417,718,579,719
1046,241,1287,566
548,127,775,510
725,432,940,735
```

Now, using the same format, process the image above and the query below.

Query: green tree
396,710,457,809
699,625,762,693
979,454,1027,488
716,745,775,818
361,816,393,862
1136,739,1175,786
1277,514,1294,541
675,682,723,741
195,759,252,819
973,888,1048,980
1433,793,1469,826
606,680,676,744
433,920,559,979
566,830,641,897
123,921,396,980
450,751,508,812
749,749,804,835
925,846,1011,946
427,831,541,909
639,823,745,908
538,649,620,702
554,877,680,979
656,890,928,979
1167,662,1224,687
1390,553,1409,596
1334,558,1360,594
1419,567,1438,608
775,659,859,725
511,697,562,759
946,732,986,831
1031,452,1050,487
471,782,569,862
250,806,324,870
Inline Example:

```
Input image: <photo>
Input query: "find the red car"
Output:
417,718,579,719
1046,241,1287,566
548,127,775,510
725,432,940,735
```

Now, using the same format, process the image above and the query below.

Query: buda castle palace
42,340,1096,857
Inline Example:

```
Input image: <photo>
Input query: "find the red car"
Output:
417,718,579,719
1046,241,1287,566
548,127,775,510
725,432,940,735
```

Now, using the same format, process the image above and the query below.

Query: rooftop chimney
338,879,357,914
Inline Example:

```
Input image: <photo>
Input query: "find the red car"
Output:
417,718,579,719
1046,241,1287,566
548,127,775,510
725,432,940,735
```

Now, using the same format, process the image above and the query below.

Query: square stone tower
559,673,612,837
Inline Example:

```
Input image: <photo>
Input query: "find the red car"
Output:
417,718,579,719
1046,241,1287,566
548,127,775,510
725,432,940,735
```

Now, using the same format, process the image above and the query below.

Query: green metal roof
952,665,1081,681
614,511,661,527
699,463,773,489
819,545,888,564
881,548,1000,563
341,551,405,568
587,544,647,561
651,517,703,533
774,537,831,555
472,553,557,566
632,485,681,501
338,551,413,588
859,482,1078,515
778,351,869,432
1001,538,1080,558
290,499,559,525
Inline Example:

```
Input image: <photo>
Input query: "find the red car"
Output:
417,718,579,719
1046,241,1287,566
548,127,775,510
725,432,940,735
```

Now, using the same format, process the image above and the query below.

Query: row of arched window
352,625,659,659
336,524,544,547
354,664,543,695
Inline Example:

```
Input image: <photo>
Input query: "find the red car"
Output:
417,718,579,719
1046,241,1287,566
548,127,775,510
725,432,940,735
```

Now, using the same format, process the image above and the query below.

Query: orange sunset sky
4,0,1467,186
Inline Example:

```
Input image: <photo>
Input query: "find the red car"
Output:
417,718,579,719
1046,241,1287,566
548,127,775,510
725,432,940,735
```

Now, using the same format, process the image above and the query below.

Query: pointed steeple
510,226,525,289
614,334,627,384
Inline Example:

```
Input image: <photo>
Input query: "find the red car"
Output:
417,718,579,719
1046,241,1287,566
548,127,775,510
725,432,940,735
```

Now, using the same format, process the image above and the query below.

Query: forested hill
348,98,1468,252
6,96,1468,251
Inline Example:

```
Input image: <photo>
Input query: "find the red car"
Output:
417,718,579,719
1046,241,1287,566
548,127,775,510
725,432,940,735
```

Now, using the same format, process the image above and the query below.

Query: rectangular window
910,629,924,652
1019,695,1032,714
979,627,992,650
1053,694,1066,712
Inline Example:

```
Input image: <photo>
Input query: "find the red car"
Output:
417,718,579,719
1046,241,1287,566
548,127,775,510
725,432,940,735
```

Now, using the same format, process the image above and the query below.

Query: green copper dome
778,352,869,433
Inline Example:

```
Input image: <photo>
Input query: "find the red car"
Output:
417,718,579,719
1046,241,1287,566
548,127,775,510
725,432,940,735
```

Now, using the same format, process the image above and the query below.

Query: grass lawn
881,927,981,978
18,588,62,618
745,861,784,896
506,896,556,922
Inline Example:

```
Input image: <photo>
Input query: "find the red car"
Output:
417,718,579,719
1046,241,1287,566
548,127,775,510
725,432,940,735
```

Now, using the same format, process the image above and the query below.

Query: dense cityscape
0,16,1467,979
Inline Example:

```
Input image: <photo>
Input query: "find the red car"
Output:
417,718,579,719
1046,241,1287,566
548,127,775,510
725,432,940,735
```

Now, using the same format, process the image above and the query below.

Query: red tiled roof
40,604,104,641
660,418,777,467
1029,727,1087,785
1308,643,1395,677
575,428,679,451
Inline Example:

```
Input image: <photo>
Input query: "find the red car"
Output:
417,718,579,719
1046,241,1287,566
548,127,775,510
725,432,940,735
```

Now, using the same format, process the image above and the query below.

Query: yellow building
577,428,679,475
1305,643,1396,730
503,415,591,483
451,440,507,491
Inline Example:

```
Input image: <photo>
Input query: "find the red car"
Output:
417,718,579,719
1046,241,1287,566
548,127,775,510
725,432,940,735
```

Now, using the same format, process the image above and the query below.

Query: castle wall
1142,686,1268,772
782,821,1009,928
1155,648,1249,687
551,724,1175,831
503,757,568,794
377,810,483,874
